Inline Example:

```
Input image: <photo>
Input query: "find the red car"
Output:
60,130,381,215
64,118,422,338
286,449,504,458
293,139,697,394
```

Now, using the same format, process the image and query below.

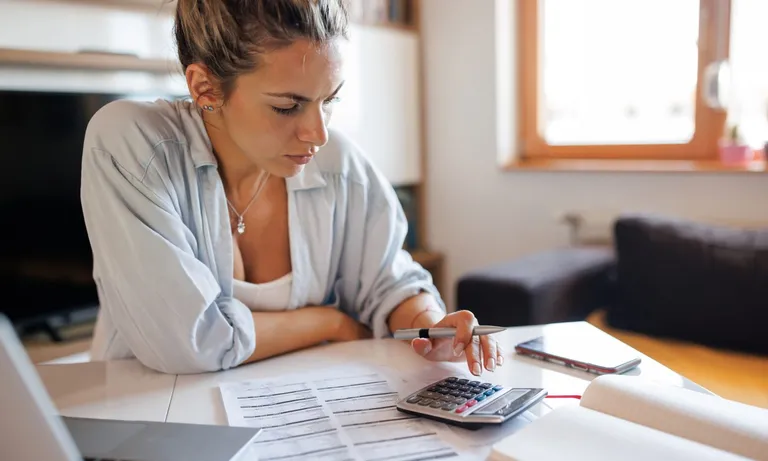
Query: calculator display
472,390,527,415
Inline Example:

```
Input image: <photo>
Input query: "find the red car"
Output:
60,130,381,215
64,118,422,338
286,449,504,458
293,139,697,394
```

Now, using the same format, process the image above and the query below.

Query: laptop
0,314,261,461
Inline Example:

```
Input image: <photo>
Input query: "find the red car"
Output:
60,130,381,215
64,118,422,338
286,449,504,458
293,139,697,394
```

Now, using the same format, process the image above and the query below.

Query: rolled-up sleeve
81,146,255,374
352,168,446,339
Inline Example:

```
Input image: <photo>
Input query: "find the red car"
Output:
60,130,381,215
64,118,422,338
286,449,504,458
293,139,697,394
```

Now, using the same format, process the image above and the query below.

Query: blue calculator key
406,396,421,404
475,394,486,402
479,383,493,389
485,389,495,396
493,385,504,391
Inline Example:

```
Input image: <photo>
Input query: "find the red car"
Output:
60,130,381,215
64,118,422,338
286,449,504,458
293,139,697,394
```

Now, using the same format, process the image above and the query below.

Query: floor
24,314,768,409
587,310,768,409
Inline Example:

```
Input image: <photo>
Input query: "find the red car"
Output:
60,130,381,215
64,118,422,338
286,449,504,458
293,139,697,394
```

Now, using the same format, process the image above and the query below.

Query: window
518,0,764,162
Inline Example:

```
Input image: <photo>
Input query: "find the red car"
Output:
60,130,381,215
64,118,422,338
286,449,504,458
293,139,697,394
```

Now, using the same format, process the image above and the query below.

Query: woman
80,0,503,375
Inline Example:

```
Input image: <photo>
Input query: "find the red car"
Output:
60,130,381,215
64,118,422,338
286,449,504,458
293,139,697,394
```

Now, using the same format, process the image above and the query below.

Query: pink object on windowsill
718,140,754,165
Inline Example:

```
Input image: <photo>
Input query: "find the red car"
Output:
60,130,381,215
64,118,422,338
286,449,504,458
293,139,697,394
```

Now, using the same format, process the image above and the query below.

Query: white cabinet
329,25,422,186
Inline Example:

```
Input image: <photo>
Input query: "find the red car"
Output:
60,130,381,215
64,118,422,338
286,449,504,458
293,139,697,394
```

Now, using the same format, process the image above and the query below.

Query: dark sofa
457,214,768,356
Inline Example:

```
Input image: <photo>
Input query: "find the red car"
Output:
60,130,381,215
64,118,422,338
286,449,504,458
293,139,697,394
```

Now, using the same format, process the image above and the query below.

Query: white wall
420,0,768,309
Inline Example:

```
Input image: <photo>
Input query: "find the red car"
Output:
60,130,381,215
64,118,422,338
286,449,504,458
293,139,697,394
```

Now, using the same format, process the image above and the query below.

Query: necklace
227,170,270,235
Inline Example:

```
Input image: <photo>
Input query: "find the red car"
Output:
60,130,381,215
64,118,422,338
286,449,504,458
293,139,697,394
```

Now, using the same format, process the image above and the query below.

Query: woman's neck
204,113,267,202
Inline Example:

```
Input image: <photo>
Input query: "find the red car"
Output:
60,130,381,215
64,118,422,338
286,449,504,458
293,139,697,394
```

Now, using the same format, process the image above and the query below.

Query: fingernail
472,362,482,376
422,344,431,355
453,343,465,356
487,358,496,371
498,355,504,366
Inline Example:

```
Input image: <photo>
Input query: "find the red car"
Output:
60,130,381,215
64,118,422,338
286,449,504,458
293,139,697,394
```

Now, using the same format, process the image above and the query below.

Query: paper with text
220,367,467,461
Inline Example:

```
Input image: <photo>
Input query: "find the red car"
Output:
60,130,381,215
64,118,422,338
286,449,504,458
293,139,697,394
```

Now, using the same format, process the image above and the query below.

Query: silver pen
393,325,507,340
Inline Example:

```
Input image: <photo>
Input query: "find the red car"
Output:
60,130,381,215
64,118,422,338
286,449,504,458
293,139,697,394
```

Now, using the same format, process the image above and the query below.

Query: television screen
0,89,180,324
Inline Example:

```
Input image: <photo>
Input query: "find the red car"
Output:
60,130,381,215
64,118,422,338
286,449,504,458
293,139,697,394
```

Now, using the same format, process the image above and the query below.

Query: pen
393,325,507,340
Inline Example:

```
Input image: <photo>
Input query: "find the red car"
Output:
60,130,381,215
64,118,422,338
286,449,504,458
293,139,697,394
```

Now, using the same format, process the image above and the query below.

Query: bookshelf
347,0,417,31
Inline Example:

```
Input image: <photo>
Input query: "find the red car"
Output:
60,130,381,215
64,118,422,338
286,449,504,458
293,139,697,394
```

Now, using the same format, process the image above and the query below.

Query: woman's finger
449,310,477,359
496,342,505,366
411,338,433,356
466,335,483,376
480,335,497,371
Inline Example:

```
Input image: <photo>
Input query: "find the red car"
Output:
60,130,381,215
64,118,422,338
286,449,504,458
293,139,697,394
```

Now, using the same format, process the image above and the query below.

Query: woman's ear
186,63,221,111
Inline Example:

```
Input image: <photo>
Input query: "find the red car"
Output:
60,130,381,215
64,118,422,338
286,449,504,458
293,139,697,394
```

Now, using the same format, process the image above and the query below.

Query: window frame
517,0,731,161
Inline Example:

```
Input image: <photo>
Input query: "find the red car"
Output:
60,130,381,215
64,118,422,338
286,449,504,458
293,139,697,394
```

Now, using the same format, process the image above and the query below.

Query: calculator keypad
404,377,504,415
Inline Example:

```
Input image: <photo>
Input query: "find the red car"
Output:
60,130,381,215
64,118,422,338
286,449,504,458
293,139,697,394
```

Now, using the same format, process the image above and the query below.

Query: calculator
396,377,547,429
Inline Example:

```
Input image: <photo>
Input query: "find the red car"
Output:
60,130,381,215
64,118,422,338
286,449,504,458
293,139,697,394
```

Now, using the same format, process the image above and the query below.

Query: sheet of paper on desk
219,366,470,461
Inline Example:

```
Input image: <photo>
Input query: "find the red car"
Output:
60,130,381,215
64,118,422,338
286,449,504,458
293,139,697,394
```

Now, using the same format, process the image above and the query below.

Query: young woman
80,0,502,375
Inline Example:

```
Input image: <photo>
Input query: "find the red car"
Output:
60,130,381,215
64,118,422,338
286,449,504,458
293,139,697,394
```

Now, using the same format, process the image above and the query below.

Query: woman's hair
174,0,349,99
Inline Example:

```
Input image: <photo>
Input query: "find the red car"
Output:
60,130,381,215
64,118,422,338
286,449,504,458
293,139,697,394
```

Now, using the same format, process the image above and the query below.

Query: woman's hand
330,309,373,342
409,310,504,377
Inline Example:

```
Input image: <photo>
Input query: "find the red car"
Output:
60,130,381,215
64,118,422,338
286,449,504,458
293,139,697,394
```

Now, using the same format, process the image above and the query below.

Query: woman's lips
286,154,313,165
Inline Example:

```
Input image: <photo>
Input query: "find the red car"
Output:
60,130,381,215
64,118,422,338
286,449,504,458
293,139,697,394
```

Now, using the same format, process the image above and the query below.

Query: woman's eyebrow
264,81,345,102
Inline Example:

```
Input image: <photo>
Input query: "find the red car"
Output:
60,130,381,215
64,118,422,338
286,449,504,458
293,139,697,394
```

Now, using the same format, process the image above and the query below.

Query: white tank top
232,273,293,311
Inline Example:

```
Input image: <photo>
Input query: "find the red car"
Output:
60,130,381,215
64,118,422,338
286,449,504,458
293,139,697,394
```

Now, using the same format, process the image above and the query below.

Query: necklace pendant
236,218,246,234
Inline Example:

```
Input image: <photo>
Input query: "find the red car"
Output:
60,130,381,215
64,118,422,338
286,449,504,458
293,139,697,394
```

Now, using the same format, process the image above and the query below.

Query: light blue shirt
81,98,443,374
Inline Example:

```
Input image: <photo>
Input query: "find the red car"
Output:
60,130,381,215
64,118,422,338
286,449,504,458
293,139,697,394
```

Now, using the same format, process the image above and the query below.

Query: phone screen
516,333,641,372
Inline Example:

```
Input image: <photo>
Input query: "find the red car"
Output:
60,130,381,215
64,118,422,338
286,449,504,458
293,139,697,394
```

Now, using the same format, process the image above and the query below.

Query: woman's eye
271,105,300,116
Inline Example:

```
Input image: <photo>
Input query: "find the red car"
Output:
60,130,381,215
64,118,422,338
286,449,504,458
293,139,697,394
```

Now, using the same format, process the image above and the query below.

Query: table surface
36,321,709,455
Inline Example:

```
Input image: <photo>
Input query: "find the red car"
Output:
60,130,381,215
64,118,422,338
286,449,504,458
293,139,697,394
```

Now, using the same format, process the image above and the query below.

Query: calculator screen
472,390,527,415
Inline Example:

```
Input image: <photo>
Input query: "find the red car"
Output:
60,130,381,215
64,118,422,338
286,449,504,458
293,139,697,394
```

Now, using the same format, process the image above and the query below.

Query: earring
203,105,214,112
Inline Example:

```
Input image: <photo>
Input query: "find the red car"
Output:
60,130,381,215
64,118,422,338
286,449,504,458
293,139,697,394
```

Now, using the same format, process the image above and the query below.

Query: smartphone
514,334,641,375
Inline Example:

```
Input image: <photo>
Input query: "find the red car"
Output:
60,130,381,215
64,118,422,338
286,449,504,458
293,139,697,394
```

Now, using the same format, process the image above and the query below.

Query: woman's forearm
387,293,445,332
242,306,342,364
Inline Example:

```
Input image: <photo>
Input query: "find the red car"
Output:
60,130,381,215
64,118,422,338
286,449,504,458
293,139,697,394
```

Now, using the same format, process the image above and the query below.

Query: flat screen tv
0,89,183,332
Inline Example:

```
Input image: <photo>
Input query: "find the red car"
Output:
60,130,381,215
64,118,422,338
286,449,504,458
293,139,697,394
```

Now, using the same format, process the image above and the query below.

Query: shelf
0,48,180,74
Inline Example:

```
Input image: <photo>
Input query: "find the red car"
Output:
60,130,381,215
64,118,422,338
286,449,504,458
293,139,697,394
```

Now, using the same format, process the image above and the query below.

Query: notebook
490,375,768,461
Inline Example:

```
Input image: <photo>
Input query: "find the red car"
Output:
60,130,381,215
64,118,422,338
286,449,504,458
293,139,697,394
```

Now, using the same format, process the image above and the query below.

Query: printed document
219,367,466,461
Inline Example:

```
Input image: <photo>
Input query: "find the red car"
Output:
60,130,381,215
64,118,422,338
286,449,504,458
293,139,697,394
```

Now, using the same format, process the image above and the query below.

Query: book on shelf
347,0,412,26
491,374,768,461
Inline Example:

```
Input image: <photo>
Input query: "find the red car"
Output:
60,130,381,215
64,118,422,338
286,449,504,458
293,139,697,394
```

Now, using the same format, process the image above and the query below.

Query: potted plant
719,124,754,165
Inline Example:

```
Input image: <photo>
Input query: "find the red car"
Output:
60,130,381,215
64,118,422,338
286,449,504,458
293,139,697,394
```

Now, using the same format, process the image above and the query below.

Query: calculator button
469,381,480,386
436,387,451,395
475,394,486,402
449,390,462,397
454,398,467,405
442,403,457,411
455,405,468,414
406,396,421,404
418,399,433,406
446,383,459,390
479,383,493,389
460,393,474,399
445,377,458,382
428,386,440,392
493,385,504,391
466,399,478,407
485,389,495,396
470,387,484,394
430,401,444,409
457,379,469,385
459,385,471,392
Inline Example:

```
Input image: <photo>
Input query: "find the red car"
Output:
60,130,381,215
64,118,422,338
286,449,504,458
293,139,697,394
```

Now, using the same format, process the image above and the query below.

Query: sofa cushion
607,214,768,355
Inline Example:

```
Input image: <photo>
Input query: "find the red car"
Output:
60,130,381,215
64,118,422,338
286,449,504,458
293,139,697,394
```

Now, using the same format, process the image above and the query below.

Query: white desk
36,322,710,456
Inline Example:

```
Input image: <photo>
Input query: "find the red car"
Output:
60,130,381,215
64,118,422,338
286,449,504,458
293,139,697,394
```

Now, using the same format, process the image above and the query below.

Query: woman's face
207,38,345,178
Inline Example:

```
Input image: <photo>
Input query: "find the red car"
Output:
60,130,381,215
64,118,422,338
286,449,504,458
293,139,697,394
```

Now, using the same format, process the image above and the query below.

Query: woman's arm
243,306,372,364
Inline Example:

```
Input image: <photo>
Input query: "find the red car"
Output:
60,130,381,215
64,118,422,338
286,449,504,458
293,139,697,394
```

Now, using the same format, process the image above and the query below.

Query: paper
220,367,467,461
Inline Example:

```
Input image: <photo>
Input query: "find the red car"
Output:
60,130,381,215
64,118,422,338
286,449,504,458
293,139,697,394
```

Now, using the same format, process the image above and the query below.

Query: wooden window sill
506,158,768,174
